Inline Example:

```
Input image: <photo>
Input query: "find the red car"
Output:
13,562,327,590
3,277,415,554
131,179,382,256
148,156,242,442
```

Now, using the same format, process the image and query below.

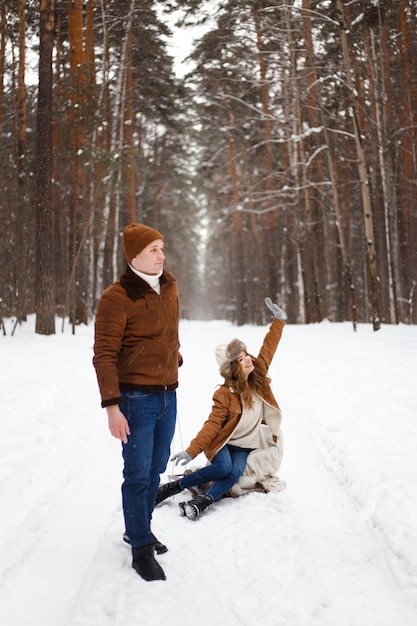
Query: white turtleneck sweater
129,265,162,294
229,393,265,449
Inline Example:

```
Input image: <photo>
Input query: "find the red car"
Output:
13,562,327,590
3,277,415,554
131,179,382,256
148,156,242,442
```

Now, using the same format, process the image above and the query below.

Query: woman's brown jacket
186,318,285,462
93,266,181,408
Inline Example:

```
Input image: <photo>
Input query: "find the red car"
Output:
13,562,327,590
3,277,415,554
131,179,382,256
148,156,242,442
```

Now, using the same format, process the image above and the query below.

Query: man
93,223,181,582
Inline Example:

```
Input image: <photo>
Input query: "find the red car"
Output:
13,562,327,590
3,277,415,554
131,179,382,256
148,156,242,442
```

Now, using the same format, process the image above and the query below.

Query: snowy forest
1,0,416,334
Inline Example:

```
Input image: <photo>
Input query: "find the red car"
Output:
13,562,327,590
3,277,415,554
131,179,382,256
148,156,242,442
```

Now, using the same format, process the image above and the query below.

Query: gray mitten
265,297,287,321
170,450,192,466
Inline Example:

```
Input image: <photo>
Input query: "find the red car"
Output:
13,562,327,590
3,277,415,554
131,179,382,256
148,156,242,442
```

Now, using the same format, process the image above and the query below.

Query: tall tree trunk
222,78,245,323
288,5,324,324
94,0,112,302
16,0,28,321
123,23,136,223
336,0,381,330
67,0,87,327
0,0,5,131
302,0,357,329
368,17,398,323
397,0,417,322
35,0,55,335
17,0,26,161
252,3,276,213
111,0,136,279
252,4,279,297
62,0,97,332
85,0,96,320
380,12,402,324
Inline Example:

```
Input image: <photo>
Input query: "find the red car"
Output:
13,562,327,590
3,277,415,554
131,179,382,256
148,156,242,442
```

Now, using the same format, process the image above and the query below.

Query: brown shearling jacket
186,318,285,462
93,266,181,407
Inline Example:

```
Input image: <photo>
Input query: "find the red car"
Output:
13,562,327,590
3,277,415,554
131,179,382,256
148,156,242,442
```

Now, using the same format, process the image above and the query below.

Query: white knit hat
215,338,247,372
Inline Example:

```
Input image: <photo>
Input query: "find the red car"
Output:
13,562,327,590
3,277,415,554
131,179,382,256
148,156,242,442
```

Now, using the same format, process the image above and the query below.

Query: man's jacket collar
120,265,169,301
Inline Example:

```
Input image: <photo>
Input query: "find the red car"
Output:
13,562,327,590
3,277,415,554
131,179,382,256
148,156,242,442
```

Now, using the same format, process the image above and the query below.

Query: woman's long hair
221,355,271,409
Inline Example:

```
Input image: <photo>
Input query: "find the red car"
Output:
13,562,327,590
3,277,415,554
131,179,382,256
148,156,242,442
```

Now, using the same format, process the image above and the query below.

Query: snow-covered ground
1,316,417,626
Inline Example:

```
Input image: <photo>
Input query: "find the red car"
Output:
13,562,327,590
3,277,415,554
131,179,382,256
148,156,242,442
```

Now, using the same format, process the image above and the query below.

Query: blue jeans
180,444,250,501
120,389,176,548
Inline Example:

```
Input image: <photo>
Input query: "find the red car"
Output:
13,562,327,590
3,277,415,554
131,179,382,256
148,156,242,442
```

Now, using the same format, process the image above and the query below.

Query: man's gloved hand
170,450,192,466
265,297,287,321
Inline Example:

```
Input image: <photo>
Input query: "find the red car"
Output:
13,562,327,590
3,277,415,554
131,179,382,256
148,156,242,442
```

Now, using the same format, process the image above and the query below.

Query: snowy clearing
1,317,417,626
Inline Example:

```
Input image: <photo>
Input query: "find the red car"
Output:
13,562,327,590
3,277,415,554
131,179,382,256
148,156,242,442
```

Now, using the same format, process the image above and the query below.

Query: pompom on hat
215,338,247,375
122,223,164,262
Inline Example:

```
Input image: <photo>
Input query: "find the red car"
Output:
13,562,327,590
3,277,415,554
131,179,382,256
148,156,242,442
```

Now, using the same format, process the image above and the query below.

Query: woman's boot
132,544,166,581
155,479,182,505
183,494,214,521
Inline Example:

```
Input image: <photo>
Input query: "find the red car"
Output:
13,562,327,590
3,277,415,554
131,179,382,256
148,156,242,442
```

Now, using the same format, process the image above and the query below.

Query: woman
155,297,286,521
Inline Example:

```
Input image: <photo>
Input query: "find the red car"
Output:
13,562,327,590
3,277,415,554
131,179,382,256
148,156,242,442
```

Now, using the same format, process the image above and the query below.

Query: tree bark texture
35,0,55,335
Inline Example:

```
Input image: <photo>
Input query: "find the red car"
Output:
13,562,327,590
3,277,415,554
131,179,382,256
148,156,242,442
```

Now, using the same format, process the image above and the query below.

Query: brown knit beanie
122,223,164,262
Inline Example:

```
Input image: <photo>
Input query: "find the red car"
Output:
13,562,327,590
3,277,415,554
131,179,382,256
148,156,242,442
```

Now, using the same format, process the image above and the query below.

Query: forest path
0,431,121,626
1,408,415,626
1,321,416,626
282,410,416,626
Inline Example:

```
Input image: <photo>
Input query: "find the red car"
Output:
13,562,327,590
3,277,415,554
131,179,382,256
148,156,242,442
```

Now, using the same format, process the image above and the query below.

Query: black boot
155,479,182,506
132,544,166,581
183,494,213,521
152,534,168,554
123,532,168,555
